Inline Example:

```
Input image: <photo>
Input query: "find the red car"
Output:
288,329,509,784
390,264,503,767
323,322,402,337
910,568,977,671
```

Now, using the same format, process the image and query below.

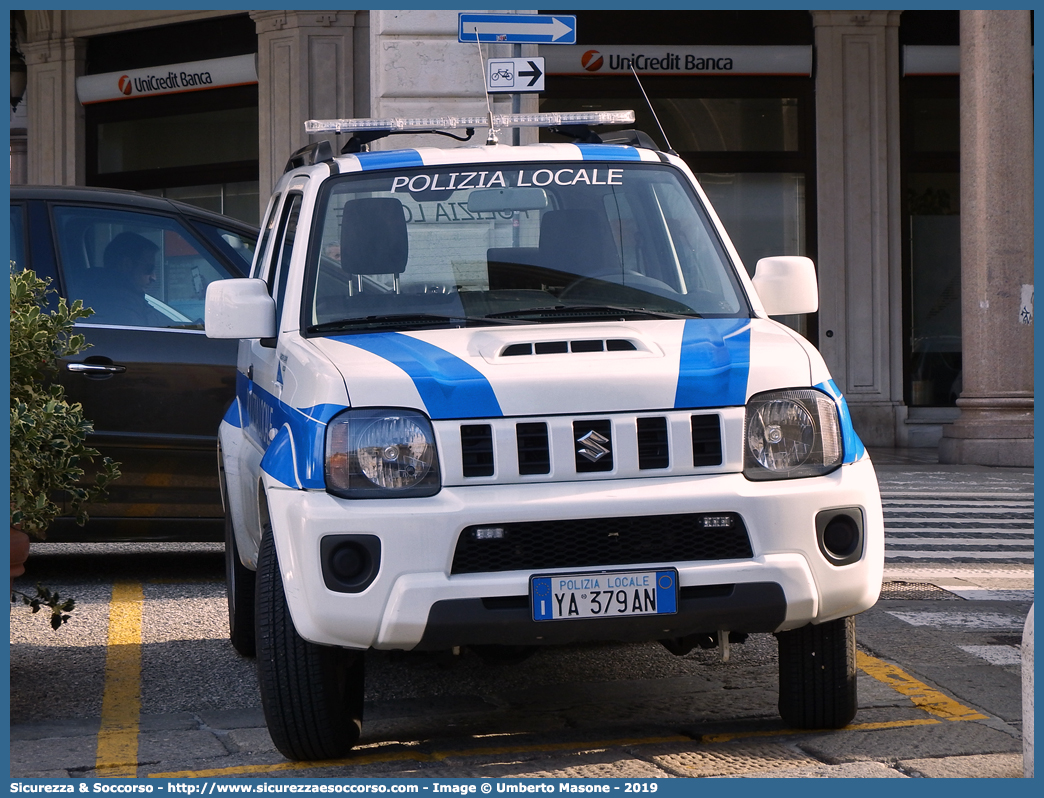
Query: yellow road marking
149,736,692,779
856,651,989,721
701,718,941,743
95,581,144,778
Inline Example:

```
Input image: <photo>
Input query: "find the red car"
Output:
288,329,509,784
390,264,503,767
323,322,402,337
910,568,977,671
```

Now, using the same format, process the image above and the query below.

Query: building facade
9,9,1033,462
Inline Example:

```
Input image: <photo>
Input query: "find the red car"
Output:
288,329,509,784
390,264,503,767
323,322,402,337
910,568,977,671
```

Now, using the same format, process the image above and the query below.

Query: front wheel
776,616,858,729
256,532,364,761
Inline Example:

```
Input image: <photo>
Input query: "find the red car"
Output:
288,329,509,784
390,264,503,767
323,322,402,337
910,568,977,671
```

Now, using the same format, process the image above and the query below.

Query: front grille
517,422,550,475
691,414,723,466
460,424,494,477
637,416,670,469
452,512,752,574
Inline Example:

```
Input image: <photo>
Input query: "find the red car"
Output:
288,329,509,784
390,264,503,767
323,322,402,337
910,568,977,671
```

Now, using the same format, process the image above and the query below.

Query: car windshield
304,161,748,331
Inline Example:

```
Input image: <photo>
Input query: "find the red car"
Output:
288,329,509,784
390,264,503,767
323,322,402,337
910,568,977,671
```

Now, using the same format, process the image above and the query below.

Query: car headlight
325,408,441,498
744,389,842,480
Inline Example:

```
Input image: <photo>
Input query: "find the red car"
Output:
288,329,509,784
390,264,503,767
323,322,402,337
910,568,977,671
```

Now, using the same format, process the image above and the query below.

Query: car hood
307,318,811,419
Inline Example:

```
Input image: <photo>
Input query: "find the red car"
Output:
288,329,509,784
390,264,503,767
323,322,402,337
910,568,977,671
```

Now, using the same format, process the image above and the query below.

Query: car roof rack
283,140,335,174
547,126,660,151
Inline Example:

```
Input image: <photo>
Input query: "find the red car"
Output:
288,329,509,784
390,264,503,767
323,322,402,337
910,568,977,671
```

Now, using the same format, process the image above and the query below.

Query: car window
53,205,240,329
252,192,282,279
269,194,303,326
10,203,26,272
192,221,257,272
304,162,746,330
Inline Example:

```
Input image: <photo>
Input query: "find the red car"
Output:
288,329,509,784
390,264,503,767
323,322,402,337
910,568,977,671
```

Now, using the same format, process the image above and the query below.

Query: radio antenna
630,64,676,155
471,28,499,145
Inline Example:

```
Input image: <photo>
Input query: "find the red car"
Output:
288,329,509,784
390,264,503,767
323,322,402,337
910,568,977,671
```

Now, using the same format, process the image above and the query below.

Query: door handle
67,362,127,376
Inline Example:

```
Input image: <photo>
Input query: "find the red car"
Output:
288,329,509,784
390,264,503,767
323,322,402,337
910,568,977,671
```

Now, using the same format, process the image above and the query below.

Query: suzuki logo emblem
577,429,611,462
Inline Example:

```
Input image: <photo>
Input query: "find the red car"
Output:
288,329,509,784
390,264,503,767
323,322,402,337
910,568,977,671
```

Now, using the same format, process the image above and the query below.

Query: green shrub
10,268,121,536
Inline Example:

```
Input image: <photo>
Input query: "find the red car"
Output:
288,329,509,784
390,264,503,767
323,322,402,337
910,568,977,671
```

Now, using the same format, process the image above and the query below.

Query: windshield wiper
485,304,700,322
308,313,535,333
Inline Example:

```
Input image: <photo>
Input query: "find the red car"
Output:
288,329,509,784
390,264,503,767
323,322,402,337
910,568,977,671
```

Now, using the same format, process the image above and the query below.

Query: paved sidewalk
870,446,1034,494
869,446,1033,593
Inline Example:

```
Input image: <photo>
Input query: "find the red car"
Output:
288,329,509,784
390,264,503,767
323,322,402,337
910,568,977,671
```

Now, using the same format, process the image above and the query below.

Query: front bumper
264,457,883,650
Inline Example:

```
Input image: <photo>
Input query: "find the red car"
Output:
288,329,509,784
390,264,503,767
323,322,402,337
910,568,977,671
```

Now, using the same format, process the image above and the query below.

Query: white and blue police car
205,110,884,761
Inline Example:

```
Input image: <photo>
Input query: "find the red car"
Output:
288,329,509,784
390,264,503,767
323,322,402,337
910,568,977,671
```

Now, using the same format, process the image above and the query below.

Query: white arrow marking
464,18,573,41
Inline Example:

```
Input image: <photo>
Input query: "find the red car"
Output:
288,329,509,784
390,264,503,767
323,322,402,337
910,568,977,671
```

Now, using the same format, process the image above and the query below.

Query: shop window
10,204,26,272
86,86,259,225
907,173,961,407
901,76,960,408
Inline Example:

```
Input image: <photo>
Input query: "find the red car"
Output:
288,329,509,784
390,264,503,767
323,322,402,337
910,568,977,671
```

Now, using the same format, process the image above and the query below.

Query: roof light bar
305,110,635,135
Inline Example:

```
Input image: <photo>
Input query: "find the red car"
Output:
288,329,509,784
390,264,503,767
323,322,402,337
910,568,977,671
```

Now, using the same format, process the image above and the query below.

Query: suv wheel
256,531,364,761
224,494,256,657
776,616,857,729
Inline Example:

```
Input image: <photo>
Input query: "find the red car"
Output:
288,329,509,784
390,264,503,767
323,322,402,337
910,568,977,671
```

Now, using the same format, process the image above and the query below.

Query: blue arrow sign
458,13,576,44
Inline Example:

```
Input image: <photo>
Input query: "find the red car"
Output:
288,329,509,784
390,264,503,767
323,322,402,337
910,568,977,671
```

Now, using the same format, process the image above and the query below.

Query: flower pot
11,526,31,580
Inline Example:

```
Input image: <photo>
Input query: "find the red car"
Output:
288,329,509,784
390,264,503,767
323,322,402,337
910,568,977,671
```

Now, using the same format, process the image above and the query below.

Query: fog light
320,534,381,593
823,517,859,558
473,526,505,540
331,543,367,581
815,508,864,566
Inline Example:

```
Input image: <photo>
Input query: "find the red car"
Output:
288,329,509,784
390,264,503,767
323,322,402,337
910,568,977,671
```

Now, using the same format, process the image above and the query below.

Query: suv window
304,162,747,331
53,205,239,329
268,194,303,325
193,221,257,271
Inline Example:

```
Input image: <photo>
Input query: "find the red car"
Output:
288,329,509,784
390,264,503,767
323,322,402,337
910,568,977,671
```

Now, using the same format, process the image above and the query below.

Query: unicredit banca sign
76,54,257,105
541,45,812,76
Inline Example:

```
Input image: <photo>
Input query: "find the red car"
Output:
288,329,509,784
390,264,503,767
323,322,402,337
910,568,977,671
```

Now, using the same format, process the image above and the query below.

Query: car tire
256,531,364,761
776,615,857,729
224,501,256,657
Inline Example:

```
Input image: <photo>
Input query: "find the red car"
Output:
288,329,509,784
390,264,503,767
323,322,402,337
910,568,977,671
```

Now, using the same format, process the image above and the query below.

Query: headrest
340,197,408,275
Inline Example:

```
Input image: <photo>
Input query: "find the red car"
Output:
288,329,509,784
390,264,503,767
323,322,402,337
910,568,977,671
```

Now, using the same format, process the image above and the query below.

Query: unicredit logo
581,50,604,72
118,75,133,95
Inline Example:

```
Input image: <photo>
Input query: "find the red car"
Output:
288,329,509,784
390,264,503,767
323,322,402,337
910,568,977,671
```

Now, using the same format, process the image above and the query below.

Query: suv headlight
325,408,441,498
744,389,842,480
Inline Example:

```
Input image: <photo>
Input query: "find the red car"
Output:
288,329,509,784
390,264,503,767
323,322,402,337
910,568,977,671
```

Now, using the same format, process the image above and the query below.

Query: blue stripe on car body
331,332,504,420
674,318,751,409
816,379,866,463
576,144,641,161
355,150,425,171
236,371,345,489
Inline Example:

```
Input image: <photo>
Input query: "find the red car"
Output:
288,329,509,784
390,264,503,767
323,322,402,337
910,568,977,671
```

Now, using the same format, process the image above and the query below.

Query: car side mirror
751,256,819,316
205,278,277,339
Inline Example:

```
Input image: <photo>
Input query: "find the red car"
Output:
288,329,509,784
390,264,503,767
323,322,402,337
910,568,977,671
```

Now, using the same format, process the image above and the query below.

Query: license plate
531,569,678,621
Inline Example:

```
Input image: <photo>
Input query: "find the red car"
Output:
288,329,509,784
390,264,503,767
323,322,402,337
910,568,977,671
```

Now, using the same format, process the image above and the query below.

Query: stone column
369,10,539,151
939,11,1034,466
22,32,86,186
10,130,28,185
251,10,359,201
812,11,904,447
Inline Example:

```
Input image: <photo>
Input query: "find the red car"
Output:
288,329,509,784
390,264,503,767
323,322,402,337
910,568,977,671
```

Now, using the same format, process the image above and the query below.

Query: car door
42,200,252,541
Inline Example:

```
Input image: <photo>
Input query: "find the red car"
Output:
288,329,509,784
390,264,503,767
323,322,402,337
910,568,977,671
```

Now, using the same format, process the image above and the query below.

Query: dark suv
10,185,258,541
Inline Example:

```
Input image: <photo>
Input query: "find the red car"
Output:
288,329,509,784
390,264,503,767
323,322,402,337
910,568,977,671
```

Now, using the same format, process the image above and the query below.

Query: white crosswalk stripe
880,492,1034,564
